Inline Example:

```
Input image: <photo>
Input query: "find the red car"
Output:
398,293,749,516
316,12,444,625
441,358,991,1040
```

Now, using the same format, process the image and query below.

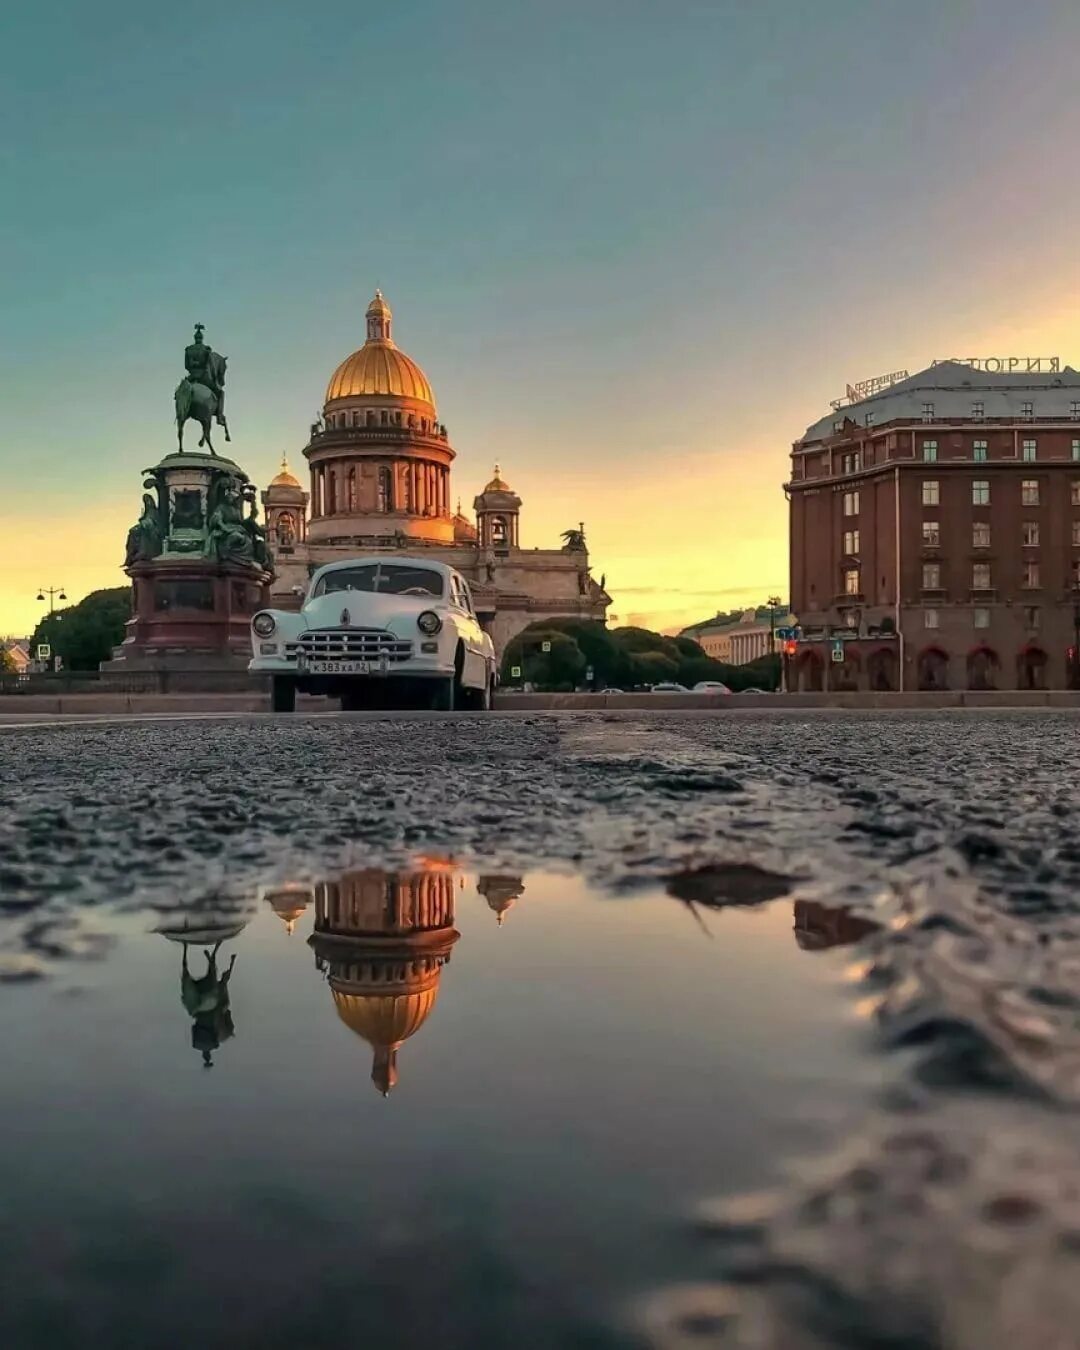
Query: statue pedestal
102,558,270,674
103,449,275,688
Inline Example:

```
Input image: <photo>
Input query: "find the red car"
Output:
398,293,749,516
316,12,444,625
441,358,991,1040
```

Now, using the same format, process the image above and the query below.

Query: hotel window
1021,401,1034,419
1072,439,1080,461
1072,402,1080,421
865,412,875,428
972,401,985,420
1022,521,1040,547
843,491,860,515
922,520,940,547
922,439,938,462
973,439,988,461
924,609,939,629
1025,606,1041,629
843,529,860,555
922,401,935,422
833,420,843,434
922,480,940,506
1071,481,1080,505
973,521,991,548
1072,520,1080,547
1021,480,1039,506
972,563,992,589
1022,561,1040,589
972,480,990,505
922,563,941,589
843,568,860,596
973,608,990,629
1022,439,1037,461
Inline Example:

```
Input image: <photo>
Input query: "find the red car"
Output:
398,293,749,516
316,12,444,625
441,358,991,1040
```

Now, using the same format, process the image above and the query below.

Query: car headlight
417,610,442,635
252,612,277,637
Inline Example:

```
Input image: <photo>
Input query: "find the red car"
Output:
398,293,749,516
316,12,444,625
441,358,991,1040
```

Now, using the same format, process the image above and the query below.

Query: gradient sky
4,0,1080,636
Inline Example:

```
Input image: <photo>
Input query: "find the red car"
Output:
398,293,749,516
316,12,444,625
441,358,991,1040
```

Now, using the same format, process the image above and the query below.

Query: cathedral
261,290,610,654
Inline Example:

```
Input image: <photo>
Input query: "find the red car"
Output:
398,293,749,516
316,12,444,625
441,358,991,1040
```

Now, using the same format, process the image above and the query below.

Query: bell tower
474,464,522,552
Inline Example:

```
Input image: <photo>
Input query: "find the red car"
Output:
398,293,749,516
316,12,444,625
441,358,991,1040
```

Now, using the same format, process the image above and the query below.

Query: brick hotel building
787,360,1080,691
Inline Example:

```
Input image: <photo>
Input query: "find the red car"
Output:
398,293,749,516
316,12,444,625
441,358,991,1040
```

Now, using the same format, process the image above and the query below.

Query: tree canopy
499,618,777,691
29,588,132,672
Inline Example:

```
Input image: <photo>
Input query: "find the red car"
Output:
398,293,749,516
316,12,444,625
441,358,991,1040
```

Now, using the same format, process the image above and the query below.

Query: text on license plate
304,660,370,674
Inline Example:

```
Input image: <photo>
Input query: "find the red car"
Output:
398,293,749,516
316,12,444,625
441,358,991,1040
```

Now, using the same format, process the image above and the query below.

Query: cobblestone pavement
5,708,1080,1349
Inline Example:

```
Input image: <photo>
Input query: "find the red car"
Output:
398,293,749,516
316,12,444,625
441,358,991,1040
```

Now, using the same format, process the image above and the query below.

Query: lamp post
36,586,67,672
766,594,783,691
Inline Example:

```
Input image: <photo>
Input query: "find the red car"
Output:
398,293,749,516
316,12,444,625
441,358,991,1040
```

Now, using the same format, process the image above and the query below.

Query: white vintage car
249,557,497,713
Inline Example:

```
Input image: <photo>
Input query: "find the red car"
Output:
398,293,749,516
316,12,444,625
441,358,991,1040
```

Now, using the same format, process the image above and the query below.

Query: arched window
400,469,412,513
327,470,337,514
377,466,394,513
348,467,358,512
276,512,296,546
367,411,375,427
491,515,508,545
381,411,388,425
353,411,362,427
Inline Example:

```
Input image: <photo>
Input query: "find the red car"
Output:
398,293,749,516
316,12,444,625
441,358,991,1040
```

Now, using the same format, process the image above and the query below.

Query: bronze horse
174,349,230,454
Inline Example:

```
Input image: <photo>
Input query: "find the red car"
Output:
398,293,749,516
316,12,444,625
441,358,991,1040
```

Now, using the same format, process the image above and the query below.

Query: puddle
0,860,886,1348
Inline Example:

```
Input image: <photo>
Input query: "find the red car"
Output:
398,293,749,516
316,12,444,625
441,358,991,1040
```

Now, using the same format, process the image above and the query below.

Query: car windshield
313,565,444,598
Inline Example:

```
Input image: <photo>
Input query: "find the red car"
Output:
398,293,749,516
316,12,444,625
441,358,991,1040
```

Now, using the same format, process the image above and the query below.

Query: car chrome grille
295,628,413,662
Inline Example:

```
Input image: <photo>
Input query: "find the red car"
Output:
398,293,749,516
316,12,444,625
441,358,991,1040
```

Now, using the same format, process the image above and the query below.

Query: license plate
303,660,370,674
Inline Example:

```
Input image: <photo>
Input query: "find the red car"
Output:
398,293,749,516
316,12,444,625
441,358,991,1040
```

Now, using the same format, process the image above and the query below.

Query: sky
3,0,1080,636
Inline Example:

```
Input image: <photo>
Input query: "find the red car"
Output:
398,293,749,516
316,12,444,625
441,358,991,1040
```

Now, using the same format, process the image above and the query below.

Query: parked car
692,681,732,694
651,682,689,693
249,557,497,713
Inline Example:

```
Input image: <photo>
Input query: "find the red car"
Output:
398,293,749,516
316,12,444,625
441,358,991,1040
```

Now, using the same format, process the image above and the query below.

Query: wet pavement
3,709,1080,1348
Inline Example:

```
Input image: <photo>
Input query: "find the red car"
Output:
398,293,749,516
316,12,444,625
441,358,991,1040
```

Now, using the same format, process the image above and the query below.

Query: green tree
29,588,132,672
0,646,14,674
501,628,586,690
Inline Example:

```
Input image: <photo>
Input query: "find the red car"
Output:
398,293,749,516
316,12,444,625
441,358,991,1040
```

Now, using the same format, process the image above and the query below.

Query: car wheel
271,677,296,713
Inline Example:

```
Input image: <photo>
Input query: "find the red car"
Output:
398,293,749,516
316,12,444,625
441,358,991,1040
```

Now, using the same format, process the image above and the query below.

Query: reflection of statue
180,942,237,1067
561,524,586,551
175,322,231,454
125,493,164,565
483,547,497,583
206,474,255,565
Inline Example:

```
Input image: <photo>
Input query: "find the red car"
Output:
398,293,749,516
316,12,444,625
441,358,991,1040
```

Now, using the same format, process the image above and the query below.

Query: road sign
831,639,844,663
510,665,522,679
541,640,552,653
585,666,594,681
36,643,51,660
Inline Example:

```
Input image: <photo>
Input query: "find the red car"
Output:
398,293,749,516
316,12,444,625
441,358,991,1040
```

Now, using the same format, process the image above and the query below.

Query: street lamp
36,586,67,673
766,594,783,690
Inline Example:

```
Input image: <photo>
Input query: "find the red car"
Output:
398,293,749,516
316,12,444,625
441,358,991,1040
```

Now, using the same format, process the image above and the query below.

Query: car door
453,576,487,687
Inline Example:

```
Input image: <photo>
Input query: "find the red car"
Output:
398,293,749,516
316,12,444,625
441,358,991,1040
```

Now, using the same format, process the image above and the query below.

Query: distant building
262,289,610,656
681,606,792,665
788,359,1080,691
1,638,30,674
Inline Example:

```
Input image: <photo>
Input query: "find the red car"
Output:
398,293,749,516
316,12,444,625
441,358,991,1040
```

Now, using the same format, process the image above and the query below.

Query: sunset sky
4,0,1080,637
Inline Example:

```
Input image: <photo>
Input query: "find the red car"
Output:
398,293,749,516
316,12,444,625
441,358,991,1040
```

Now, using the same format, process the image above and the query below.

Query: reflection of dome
310,864,460,1095
477,875,525,926
793,900,879,951
324,291,436,408
264,883,313,936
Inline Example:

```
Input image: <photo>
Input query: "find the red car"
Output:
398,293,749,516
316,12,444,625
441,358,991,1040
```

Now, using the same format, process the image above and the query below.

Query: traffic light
783,640,797,656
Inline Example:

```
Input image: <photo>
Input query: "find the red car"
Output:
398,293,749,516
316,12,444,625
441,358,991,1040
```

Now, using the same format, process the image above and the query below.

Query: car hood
301,591,441,630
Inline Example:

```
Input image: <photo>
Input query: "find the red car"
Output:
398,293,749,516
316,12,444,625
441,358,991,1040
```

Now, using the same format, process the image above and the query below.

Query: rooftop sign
932,356,1060,373
830,369,908,410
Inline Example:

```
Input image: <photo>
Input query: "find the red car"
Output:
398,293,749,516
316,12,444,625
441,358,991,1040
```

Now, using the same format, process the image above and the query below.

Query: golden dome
324,290,436,409
269,454,301,490
332,987,439,1047
483,462,512,493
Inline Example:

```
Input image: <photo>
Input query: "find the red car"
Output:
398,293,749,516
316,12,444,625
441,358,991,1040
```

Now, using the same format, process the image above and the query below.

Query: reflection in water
309,865,461,1095
477,874,526,926
793,900,879,951
263,882,314,936
180,941,238,1067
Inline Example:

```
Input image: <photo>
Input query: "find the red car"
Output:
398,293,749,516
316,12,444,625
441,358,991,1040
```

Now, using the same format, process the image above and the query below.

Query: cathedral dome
324,290,436,409
266,454,305,499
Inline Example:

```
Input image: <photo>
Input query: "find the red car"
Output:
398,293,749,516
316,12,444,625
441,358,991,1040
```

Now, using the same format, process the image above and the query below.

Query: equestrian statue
175,322,231,454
